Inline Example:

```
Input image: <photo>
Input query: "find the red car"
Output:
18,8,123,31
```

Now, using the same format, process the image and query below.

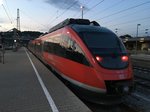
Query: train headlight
96,56,103,62
121,56,128,62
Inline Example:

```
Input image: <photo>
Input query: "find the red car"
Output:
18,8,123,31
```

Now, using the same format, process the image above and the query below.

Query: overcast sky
0,0,150,37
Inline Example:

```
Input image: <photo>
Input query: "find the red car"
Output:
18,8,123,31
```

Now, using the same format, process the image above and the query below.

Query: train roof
70,24,113,34
48,18,100,33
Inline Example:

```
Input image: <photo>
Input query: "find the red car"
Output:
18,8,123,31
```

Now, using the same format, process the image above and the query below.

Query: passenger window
44,34,91,66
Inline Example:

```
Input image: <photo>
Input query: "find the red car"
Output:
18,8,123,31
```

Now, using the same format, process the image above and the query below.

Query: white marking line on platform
133,93,150,102
25,48,59,112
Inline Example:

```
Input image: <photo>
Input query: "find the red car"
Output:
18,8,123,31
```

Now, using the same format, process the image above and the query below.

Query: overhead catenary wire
73,0,105,18
72,0,92,18
46,9,60,24
1,0,18,29
48,0,78,26
20,9,49,30
4,0,14,23
107,16,150,37
107,16,150,28
45,0,69,26
92,0,125,20
1,0,148,36
1,4,12,24
103,6,150,25
83,0,105,16
96,0,150,21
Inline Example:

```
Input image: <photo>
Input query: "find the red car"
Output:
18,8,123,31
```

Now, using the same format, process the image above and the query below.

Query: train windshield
79,32,126,54
71,25,128,69
78,31,128,69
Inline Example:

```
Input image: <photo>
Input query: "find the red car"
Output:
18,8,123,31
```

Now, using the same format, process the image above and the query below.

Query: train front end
71,24,134,104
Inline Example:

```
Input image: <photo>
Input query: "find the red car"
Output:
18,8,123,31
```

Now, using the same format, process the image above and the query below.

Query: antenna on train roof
48,18,100,33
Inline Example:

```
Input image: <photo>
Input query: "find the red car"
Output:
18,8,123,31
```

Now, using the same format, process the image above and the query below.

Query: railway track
131,57,150,69
133,66,150,89
131,56,150,89
83,101,139,112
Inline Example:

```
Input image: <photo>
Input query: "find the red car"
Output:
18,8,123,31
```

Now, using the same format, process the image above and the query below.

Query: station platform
0,47,91,112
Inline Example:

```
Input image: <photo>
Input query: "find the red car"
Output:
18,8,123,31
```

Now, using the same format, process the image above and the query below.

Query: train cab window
79,31,128,69
80,32,126,53
71,24,129,69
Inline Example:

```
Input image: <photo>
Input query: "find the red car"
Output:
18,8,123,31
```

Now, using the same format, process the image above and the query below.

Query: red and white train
28,18,134,104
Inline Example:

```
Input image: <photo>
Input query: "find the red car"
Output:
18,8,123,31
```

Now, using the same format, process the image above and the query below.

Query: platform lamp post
80,5,84,19
135,24,141,54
